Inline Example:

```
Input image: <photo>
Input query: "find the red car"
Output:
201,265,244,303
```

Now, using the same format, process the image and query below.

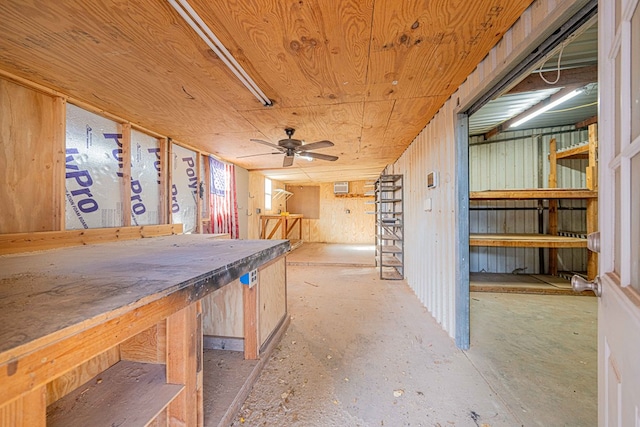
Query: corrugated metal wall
393,105,457,333
469,126,589,274
391,0,589,339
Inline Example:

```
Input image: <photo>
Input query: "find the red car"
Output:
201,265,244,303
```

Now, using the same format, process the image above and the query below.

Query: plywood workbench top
0,235,289,363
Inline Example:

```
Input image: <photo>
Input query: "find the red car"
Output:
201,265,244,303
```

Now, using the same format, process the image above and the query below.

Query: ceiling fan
247,128,338,167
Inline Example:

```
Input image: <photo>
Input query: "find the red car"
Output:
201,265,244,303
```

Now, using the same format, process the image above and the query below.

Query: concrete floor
205,243,596,426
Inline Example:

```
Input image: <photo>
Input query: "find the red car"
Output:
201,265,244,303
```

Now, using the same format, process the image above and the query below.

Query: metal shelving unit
375,174,403,280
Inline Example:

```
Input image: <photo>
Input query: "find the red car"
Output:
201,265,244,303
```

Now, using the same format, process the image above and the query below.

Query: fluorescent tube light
510,88,582,128
168,0,272,106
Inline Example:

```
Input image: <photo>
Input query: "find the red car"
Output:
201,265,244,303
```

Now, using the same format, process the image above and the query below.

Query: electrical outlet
240,269,258,288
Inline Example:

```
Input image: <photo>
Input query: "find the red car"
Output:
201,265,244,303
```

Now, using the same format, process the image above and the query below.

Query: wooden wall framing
285,181,375,244
0,71,225,252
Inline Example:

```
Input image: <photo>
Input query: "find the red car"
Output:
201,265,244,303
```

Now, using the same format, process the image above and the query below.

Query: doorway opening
463,11,599,426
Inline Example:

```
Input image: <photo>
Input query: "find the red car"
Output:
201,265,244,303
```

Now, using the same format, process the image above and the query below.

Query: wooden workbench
0,235,289,426
259,214,303,240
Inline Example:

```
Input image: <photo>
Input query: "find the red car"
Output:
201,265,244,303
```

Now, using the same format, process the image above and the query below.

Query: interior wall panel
247,172,285,239
392,0,589,339
0,79,62,233
286,181,374,244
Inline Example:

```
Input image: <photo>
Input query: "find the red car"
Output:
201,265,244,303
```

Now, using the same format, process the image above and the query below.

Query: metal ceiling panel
469,88,561,135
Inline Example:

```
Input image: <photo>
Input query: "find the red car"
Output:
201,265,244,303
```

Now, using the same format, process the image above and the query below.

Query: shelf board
47,360,183,427
556,143,589,160
381,245,402,254
381,256,403,266
377,235,402,241
470,188,597,200
469,233,587,248
378,175,403,183
380,221,403,226
335,193,373,198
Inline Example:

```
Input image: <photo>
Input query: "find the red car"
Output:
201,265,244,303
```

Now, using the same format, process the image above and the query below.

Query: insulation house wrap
171,143,198,233
65,104,124,230
130,129,161,226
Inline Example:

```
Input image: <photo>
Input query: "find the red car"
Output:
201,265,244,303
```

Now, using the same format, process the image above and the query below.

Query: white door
595,0,640,425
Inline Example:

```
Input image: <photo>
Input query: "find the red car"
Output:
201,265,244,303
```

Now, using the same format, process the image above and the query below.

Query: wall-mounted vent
334,181,349,194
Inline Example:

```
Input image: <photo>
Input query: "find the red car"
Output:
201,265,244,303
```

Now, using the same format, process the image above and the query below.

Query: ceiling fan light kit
249,128,338,167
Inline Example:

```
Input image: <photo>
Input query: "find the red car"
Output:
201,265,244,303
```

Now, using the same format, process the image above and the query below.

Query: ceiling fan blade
300,140,334,151
300,151,338,162
237,152,281,159
250,138,285,151
283,155,294,167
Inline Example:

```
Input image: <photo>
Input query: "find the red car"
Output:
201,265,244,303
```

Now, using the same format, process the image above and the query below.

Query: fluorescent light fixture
168,0,272,106
510,88,582,128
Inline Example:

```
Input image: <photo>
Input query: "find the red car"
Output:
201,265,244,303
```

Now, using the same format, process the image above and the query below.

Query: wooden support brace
266,219,283,240
53,97,66,232
548,200,558,276
587,124,598,191
548,138,558,275
285,217,300,238
0,387,46,427
121,123,132,227
243,284,259,360
166,303,200,427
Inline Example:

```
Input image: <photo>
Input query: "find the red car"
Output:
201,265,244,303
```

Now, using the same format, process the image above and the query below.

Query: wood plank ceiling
0,0,533,183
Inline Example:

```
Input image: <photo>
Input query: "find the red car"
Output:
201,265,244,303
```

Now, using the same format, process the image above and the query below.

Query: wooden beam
556,145,589,160
166,304,199,427
548,138,558,188
0,387,46,427
470,189,597,200
168,140,176,225
121,123,132,227
587,124,598,191
548,138,558,275
53,97,66,232
159,137,169,225
548,200,558,275
0,224,183,255
574,115,598,129
469,233,587,248
243,284,258,360
507,65,597,94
